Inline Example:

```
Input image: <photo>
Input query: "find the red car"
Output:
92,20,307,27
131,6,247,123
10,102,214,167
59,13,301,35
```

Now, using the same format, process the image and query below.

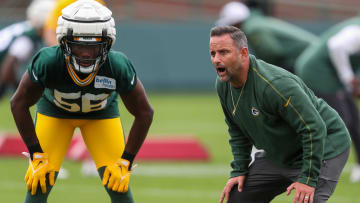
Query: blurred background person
0,0,55,102
295,16,360,183
216,1,318,73
43,0,105,46
242,0,273,16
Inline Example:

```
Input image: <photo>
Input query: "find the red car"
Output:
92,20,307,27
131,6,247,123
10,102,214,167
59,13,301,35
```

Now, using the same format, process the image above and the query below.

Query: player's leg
24,113,75,203
80,118,134,203
228,152,291,203
345,95,360,182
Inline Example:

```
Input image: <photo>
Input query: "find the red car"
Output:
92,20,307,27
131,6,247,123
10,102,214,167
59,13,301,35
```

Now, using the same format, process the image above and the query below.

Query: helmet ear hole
102,29,107,37
67,28,73,38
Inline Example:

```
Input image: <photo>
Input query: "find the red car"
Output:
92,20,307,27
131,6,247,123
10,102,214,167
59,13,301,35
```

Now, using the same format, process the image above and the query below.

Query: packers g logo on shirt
251,107,260,116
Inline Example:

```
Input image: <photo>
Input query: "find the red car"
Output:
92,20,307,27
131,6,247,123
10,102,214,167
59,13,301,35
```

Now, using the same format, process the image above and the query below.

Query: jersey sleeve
110,52,137,94
263,76,325,187
27,48,53,88
216,78,252,178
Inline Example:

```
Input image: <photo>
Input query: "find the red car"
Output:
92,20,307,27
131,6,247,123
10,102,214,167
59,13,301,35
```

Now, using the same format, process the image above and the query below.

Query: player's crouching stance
10,0,153,202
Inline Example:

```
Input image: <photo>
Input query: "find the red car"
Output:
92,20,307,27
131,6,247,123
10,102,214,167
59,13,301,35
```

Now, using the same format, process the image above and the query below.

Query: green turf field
0,93,359,202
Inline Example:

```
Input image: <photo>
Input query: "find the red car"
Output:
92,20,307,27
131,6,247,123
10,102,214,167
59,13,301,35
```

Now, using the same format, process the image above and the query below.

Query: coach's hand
23,152,55,195
102,158,131,193
219,175,246,203
286,182,315,203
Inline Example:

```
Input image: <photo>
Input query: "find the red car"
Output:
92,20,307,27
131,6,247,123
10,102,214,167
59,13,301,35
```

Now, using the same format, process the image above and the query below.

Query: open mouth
216,66,227,75
76,58,94,67
217,67,226,73
79,62,92,67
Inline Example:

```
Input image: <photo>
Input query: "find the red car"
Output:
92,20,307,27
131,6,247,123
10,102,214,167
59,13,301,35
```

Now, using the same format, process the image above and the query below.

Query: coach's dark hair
210,26,248,50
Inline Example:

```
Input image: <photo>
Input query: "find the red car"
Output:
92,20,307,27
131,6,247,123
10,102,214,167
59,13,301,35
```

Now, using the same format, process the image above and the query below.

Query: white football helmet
27,0,56,28
56,0,116,86
216,1,250,26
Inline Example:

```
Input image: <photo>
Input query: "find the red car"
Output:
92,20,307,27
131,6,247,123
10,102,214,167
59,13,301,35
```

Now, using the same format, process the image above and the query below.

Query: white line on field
131,163,356,177
132,164,231,177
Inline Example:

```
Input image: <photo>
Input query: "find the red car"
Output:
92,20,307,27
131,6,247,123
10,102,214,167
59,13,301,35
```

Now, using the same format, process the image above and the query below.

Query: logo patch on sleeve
94,76,116,90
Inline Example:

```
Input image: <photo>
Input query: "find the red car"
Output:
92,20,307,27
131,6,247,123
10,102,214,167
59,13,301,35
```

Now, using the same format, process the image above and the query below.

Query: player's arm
327,25,360,95
120,78,154,159
10,70,44,156
102,79,153,193
11,70,54,195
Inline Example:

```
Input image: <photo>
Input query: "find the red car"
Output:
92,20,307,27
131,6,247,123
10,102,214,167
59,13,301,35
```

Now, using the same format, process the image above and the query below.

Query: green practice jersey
28,46,137,119
295,17,360,93
243,12,318,69
216,55,351,187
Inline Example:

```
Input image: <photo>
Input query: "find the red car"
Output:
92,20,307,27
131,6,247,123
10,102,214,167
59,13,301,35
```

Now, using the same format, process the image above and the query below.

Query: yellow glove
23,152,55,195
102,158,131,193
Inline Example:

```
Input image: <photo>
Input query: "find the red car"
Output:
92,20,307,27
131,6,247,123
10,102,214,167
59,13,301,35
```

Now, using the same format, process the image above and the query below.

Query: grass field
0,92,359,202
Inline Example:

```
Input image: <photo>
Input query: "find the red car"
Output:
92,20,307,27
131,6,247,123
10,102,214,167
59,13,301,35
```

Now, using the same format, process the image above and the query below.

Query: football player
295,16,360,183
0,0,55,101
10,0,153,202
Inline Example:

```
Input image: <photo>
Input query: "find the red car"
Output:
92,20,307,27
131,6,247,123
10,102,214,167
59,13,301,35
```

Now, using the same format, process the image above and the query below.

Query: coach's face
210,34,247,86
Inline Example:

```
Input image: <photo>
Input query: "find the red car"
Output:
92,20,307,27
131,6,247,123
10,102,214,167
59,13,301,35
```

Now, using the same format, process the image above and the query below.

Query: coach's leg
228,153,291,203
314,148,350,203
24,113,75,203
81,118,134,203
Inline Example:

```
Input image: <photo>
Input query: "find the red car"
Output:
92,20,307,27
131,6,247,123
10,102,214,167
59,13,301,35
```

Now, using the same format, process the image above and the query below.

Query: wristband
121,151,135,169
28,144,43,160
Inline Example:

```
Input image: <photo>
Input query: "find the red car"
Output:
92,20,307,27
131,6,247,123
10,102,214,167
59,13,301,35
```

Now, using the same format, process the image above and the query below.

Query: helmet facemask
61,29,112,75
60,29,112,86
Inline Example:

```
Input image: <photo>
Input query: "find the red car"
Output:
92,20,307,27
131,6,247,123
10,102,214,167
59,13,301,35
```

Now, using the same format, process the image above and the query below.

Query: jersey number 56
53,89,109,113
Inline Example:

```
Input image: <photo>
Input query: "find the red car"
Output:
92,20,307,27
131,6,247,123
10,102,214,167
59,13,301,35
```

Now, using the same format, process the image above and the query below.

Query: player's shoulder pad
33,46,63,67
107,50,134,71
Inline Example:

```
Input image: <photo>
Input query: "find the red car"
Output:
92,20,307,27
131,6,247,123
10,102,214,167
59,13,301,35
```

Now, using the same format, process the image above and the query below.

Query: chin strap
66,56,99,87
